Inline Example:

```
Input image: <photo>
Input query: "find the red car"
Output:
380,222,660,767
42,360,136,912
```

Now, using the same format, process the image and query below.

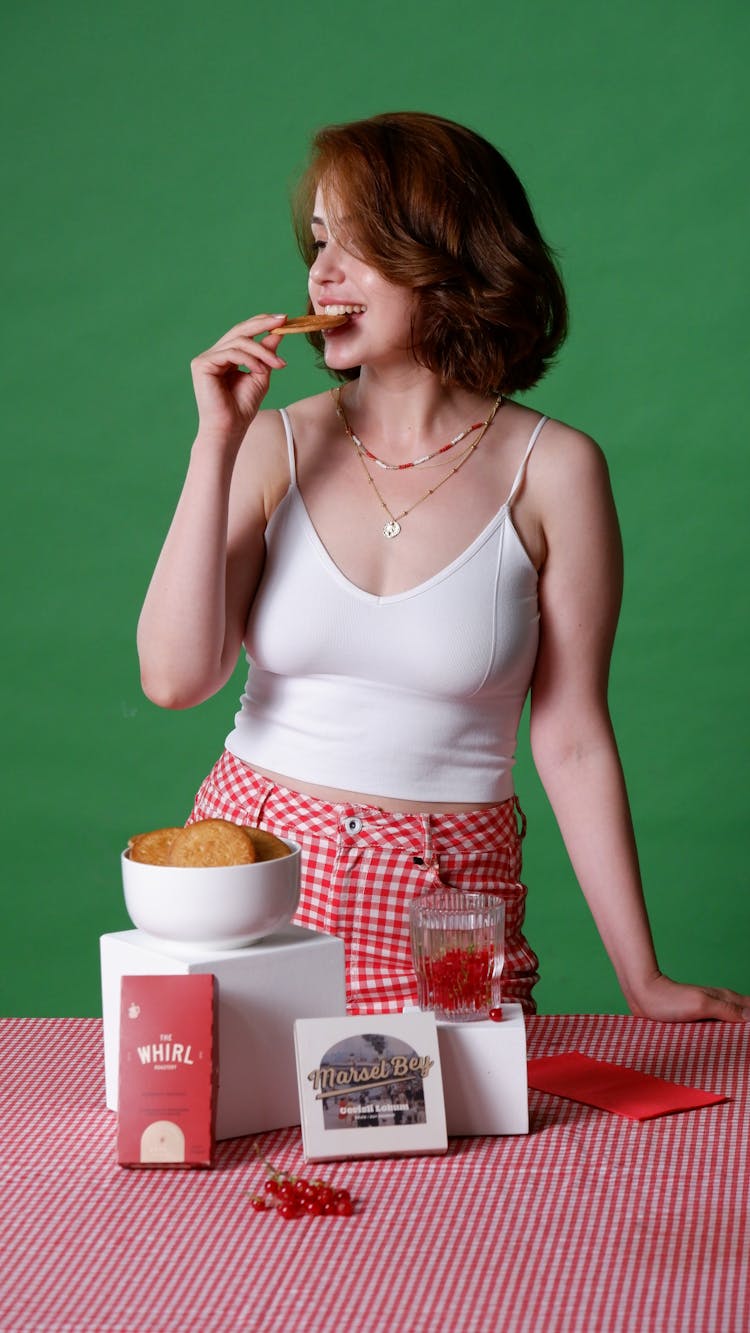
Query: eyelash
311,240,326,253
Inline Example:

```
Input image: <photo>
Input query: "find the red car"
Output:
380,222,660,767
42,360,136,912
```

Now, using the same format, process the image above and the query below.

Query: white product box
294,1011,447,1162
101,925,346,1140
433,1004,529,1136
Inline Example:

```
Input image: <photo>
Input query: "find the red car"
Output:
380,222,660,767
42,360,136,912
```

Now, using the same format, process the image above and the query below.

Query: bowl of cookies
121,819,301,951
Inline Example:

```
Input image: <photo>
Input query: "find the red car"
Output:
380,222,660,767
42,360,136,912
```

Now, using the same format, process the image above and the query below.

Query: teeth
322,304,367,316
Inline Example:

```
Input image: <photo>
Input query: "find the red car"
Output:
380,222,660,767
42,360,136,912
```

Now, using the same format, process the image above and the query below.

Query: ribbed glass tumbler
409,892,505,1022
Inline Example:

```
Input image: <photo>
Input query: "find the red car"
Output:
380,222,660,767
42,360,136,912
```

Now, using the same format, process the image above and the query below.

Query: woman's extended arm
528,425,749,1022
136,315,289,708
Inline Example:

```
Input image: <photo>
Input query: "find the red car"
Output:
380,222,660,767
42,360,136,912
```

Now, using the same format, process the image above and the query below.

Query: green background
2,0,747,1016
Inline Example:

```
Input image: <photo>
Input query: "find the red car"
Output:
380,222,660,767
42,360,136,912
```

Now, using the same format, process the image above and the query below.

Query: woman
137,112,748,1021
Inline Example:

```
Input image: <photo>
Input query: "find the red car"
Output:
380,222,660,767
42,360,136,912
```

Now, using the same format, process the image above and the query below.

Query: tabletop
2,1014,747,1333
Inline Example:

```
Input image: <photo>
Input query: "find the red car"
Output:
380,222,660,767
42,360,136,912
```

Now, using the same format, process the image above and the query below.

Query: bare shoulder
232,391,335,521
241,404,290,455
520,410,616,528
527,412,611,491
503,404,616,570
285,389,336,436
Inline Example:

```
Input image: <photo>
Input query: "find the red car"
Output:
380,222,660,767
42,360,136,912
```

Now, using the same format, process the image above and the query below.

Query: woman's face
308,185,418,374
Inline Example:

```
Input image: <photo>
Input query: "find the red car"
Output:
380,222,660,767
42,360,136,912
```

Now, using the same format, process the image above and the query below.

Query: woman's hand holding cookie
190,313,289,449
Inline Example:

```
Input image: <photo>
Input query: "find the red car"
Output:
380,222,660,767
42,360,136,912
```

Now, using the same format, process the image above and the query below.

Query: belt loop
415,814,443,887
514,795,527,841
420,814,434,865
252,774,274,827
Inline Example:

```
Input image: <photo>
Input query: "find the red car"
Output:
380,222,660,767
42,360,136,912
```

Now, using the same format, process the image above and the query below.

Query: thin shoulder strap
505,415,548,507
277,407,297,485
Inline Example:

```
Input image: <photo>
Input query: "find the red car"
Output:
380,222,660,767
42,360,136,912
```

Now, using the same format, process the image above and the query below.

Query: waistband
208,752,526,857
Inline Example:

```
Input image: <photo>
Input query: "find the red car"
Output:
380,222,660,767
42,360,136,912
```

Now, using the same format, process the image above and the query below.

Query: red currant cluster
249,1149,354,1221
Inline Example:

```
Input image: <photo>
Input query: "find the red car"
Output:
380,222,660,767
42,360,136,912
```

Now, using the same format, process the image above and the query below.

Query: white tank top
225,409,548,802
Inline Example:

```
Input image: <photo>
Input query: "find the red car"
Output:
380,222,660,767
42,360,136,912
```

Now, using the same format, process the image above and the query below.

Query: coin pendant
383,519,401,539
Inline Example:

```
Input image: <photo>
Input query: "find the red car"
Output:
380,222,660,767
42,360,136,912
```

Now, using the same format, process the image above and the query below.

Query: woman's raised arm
136,314,289,708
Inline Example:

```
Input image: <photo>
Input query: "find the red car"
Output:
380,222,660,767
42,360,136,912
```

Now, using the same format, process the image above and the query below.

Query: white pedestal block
434,1004,529,1136
101,925,346,1140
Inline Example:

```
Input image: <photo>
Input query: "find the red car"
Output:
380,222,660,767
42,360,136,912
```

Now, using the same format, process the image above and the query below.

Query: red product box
118,974,217,1167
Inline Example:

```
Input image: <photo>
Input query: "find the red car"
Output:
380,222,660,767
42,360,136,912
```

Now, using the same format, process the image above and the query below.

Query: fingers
192,334,286,380
223,313,288,340
216,314,289,359
699,987,750,1022
193,315,291,377
631,976,750,1023
187,314,293,446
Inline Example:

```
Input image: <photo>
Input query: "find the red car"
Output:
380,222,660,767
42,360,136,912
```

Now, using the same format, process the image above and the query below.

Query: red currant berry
335,1196,354,1216
249,1194,267,1212
264,1179,280,1197
278,1202,301,1220
305,1198,325,1216
489,1007,504,1022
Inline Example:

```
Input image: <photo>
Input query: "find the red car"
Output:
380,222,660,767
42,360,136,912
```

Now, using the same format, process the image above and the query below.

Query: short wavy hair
292,111,568,396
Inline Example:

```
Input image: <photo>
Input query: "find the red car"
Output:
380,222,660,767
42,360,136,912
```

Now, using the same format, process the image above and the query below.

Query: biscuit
276,314,348,335
245,827,291,861
168,820,257,867
128,828,182,866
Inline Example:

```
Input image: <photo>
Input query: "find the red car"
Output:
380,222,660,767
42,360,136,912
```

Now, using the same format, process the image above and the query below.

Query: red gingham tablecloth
1,1014,747,1333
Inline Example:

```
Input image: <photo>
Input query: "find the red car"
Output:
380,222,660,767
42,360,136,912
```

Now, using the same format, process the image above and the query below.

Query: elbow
137,626,226,709
530,715,583,771
529,704,617,786
138,659,220,710
529,700,570,772
139,669,197,710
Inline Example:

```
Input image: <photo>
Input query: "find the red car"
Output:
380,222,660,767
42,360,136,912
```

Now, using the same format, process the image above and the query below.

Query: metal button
344,816,363,835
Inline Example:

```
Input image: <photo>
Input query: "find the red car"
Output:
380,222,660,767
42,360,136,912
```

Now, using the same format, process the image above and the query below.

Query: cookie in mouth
275,313,349,335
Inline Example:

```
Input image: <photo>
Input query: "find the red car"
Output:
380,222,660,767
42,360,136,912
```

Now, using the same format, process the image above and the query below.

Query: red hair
293,111,568,395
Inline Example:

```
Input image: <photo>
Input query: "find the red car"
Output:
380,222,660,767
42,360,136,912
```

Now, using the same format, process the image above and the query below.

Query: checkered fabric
2,1015,747,1333
188,751,539,1014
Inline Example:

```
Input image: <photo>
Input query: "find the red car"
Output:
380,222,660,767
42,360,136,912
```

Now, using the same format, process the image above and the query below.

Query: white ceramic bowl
121,839,301,952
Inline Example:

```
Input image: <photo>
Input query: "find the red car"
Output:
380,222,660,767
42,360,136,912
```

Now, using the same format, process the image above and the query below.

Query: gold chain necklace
332,386,501,470
344,395,502,539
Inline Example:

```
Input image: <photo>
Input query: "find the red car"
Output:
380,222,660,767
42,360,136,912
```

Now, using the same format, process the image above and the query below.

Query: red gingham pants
188,751,540,1015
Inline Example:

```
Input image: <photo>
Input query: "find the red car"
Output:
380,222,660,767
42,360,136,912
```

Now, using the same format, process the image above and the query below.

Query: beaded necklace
332,387,502,470
339,394,503,539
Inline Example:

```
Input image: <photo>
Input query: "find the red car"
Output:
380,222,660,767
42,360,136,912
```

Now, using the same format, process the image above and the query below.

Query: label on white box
294,1011,448,1161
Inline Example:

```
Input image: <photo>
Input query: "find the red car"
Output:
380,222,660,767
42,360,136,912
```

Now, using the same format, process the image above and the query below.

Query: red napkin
526,1051,729,1120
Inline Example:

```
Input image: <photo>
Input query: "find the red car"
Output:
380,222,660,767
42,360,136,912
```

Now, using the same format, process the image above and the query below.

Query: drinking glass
409,892,505,1022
